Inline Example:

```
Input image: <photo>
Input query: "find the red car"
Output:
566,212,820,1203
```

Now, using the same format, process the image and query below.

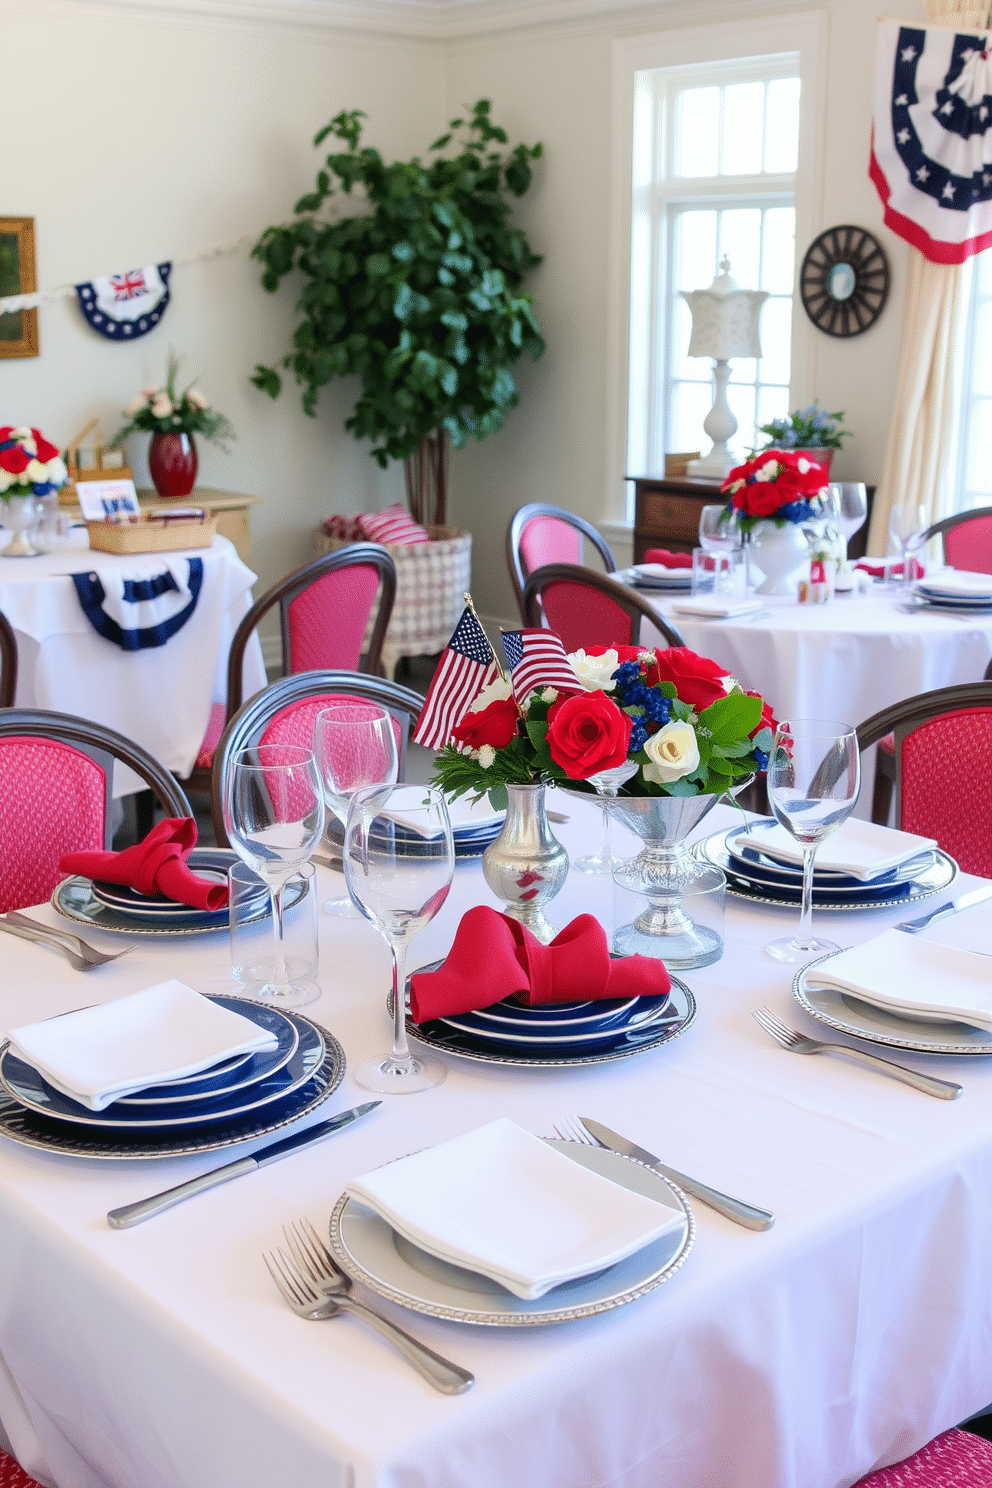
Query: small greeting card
77,479,140,521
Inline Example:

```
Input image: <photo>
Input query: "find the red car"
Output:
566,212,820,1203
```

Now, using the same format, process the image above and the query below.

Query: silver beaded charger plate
52,872,308,937
328,1138,694,1326
403,970,695,1067
0,1014,345,1158
794,953,992,1056
693,831,957,912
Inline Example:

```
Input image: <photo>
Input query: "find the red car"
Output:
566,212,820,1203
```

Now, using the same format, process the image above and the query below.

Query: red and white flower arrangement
0,426,68,498
721,447,828,533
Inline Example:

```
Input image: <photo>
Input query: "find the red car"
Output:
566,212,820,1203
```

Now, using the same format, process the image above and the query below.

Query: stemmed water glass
825,482,868,561
889,502,927,590
313,703,399,915
344,784,454,1093
765,720,861,965
699,504,741,555
574,759,639,874
224,743,325,1006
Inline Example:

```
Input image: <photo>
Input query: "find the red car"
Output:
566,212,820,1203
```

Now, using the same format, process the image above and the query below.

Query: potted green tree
251,99,544,526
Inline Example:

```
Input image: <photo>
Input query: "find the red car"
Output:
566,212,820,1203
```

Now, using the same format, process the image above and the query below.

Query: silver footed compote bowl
610,792,727,968
574,759,640,874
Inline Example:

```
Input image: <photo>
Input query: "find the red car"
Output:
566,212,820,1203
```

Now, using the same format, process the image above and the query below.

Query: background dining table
1,798,991,1488
0,531,266,791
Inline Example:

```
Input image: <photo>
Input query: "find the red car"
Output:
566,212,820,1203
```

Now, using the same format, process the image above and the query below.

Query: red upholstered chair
0,611,17,707
211,670,424,848
871,657,992,824
522,564,685,654
919,508,992,574
182,544,397,796
0,709,192,912
0,1450,44,1488
507,504,617,623
858,682,992,876
854,1426,992,1486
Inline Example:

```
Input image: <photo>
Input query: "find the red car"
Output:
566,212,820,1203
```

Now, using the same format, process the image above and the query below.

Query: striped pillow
322,514,364,541
359,505,430,546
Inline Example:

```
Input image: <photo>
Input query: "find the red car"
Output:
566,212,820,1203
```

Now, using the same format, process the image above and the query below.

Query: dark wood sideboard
629,475,875,562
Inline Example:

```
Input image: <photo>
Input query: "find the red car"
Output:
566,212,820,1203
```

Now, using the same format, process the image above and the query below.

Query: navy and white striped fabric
71,557,203,650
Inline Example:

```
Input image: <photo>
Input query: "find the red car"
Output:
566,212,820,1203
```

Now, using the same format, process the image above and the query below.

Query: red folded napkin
409,905,669,1023
854,557,925,580
643,548,693,569
59,817,228,912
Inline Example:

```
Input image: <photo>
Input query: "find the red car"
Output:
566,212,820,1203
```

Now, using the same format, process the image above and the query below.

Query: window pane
965,399,992,495
970,302,992,397
718,208,761,288
670,380,713,453
764,78,801,173
757,294,793,384
756,384,790,437
762,207,796,293
722,82,764,176
727,383,758,455
677,87,719,177
976,251,992,295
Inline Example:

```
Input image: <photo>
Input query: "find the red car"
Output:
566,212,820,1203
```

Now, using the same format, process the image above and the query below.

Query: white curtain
867,0,992,555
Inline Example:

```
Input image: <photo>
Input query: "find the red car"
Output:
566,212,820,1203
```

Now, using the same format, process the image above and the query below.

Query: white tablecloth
0,534,266,789
642,586,992,728
1,801,991,1488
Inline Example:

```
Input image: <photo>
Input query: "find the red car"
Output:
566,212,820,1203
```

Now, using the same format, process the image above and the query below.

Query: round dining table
1,797,991,1488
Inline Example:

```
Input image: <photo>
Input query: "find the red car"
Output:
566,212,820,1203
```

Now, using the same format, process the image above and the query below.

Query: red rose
652,647,731,711
0,446,30,475
546,691,632,780
30,429,60,463
452,696,519,750
0,428,13,441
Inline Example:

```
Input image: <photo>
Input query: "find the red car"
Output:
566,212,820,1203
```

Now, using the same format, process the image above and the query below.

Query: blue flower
753,748,769,772
629,719,649,753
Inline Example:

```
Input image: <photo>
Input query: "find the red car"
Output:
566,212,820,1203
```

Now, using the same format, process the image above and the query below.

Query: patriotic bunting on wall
871,18,992,263
75,263,172,341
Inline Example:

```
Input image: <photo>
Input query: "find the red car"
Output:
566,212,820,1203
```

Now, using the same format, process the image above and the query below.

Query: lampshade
680,256,768,361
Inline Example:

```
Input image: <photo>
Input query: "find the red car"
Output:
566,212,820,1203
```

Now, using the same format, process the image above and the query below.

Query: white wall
3,2,443,600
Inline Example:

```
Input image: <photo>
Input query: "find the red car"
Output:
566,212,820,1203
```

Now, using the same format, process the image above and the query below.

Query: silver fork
752,1007,962,1100
265,1222,473,1395
2,913,130,968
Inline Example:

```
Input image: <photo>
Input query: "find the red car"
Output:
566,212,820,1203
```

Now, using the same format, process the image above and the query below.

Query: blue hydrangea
628,719,649,753
776,498,818,524
753,748,769,772
642,690,672,724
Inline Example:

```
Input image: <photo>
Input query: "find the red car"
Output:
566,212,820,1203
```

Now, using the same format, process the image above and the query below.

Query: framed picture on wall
0,217,39,359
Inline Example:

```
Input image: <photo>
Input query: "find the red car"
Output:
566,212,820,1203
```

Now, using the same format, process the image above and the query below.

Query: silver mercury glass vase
482,782,569,945
610,792,726,968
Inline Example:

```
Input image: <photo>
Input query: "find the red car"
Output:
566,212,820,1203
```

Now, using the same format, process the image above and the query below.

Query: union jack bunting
871,19,992,263
412,607,501,749
75,263,172,341
500,628,580,703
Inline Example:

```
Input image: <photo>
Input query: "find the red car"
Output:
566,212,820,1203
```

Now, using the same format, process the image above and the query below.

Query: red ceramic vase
148,431,198,499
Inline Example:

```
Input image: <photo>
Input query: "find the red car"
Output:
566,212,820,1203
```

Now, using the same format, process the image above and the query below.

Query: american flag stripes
412,607,501,749
500,629,580,703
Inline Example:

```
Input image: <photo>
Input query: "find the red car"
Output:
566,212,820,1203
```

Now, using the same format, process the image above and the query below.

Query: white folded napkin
346,1118,684,1300
734,818,937,880
916,569,992,600
629,563,692,579
670,595,765,619
383,787,504,839
805,929,992,1032
6,980,278,1110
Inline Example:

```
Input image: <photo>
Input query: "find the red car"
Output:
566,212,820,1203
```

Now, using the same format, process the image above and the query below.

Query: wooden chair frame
0,611,18,707
521,563,686,650
858,681,992,830
210,670,425,847
507,504,617,622
0,708,192,847
918,508,992,562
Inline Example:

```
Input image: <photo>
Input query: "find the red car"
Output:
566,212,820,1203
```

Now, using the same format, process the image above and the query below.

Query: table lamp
680,256,767,480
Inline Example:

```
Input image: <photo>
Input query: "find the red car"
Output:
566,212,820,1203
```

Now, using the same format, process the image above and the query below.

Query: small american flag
412,607,501,749
501,629,580,703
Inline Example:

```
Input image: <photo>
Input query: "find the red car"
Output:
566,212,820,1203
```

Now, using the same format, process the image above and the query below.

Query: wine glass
224,744,325,1006
345,784,454,1093
313,703,399,916
574,759,639,874
826,482,868,560
765,720,861,965
889,502,927,589
699,504,741,554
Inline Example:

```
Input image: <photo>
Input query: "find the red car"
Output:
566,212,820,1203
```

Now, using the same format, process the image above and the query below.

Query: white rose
642,721,700,785
0,469,14,493
126,394,146,415
540,687,558,703
185,388,208,409
753,459,780,482
568,648,619,691
477,745,496,769
468,674,513,713
150,394,173,419
45,456,68,486
26,459,47,482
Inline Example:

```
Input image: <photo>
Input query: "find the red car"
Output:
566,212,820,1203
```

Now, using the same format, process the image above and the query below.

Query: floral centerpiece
435,644,774,807
721,447,829,596
756,402,849,452
0,426,69,556
114,357,233,499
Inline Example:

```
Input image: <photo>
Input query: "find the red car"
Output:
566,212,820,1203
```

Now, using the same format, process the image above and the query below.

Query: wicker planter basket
315,524,472,679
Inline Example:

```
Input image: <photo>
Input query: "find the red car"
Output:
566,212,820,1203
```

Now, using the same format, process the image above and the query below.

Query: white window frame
954,255,992,512
605,10,828,530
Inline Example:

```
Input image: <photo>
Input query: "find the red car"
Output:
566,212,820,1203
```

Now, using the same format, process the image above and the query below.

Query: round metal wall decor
800,226,890,338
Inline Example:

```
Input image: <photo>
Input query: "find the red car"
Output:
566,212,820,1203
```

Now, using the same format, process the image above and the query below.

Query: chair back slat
919,508,992,575
506,504,616,622
518,516,582,576
282,563,384,674
898,706,992,877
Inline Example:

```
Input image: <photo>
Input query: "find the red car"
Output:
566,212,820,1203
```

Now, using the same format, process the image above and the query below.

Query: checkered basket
315,524,472,679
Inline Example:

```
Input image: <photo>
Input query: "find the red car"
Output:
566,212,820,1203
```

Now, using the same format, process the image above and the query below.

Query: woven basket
315,524,472,678
87,515,217,555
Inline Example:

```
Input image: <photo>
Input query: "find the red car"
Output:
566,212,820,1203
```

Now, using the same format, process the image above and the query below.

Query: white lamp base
686,448,737,480
686,359,738,481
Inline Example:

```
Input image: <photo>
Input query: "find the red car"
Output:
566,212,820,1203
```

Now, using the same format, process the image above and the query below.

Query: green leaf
250,364,281,398
697,692,762,746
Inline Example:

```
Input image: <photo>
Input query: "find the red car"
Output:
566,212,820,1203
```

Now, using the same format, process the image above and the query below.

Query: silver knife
895,885,992,936
579,1117,775,1232
107,1102,380,1229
